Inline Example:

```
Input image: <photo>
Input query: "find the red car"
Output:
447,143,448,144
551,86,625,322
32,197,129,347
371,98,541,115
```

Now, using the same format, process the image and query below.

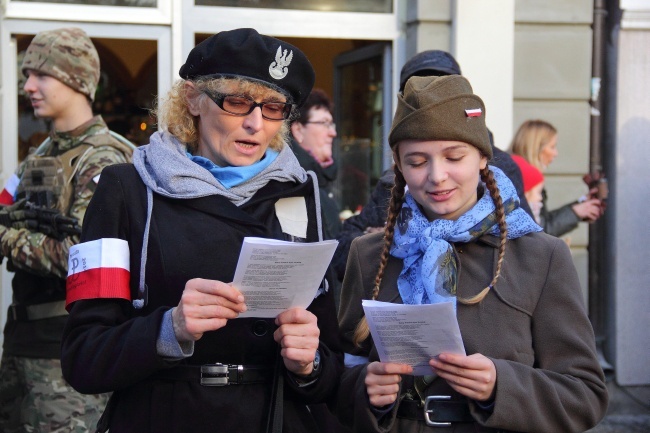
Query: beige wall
512,0,593,299
404,0,452,57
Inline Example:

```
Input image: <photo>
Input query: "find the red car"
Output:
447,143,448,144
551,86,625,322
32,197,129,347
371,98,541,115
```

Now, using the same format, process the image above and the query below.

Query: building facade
0,0,648,386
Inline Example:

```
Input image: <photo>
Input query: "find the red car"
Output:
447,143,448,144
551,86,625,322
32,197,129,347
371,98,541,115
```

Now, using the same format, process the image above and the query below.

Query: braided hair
352,163,508,346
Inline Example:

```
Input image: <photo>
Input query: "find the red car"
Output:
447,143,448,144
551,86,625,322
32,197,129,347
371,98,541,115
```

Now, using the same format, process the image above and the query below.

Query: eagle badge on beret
269,46,293,80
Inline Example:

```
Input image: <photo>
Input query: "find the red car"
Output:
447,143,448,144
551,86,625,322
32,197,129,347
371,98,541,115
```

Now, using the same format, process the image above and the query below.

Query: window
194,0,391,13
14,0,156,6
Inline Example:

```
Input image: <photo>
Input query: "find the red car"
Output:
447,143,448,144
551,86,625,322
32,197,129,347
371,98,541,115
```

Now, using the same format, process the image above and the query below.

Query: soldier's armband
66,238,131,309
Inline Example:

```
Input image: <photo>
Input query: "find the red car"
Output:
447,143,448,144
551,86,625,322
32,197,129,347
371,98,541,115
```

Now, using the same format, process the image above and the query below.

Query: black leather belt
9,301,68,321
153,363,273,386
397,396,474,427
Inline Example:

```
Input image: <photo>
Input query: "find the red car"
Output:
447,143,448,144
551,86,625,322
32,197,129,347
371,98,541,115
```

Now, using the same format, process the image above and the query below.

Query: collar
186,149,279,188
473,233,502,248
49,115,109,153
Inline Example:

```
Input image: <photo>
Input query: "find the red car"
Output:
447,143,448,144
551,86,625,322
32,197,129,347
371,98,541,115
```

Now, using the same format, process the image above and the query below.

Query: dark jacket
539,188,580,237
492,146,532,217
61,164,343,433
291,138,341,240
336,231,607,433
331,169,393,280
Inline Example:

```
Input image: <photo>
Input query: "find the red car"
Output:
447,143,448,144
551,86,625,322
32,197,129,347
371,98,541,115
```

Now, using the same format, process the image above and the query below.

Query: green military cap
389,75,492,159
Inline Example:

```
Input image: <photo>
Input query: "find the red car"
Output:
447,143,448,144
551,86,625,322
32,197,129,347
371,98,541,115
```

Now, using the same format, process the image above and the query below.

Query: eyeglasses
202,91,293,121
305,120,336,130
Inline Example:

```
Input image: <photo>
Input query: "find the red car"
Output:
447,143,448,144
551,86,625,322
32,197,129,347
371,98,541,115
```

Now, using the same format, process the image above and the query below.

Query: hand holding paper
366,361,413,407
172,278,247,342
362,299,465,376
430,352,497,401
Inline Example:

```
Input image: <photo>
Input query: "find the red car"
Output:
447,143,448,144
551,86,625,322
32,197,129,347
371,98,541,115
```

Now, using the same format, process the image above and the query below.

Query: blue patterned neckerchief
186,149,279,188
390,165,542,308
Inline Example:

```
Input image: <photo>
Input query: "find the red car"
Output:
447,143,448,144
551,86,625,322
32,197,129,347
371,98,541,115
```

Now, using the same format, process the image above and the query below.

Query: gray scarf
129,130,312,309
133,131,307,206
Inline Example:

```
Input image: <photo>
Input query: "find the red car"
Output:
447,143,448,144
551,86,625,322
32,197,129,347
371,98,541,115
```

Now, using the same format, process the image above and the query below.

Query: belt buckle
424,395,452,427
200,363,238,386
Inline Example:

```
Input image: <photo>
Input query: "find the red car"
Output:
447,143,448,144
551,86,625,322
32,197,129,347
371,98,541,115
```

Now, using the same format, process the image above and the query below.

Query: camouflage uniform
0,28,132,433
0,358,106,433
0,116,131,433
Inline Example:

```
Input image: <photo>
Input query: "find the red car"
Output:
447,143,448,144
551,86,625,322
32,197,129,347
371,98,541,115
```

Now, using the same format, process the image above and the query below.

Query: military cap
389,75,492,159
399,50,462,91
21,27,100,101
179,28,315,107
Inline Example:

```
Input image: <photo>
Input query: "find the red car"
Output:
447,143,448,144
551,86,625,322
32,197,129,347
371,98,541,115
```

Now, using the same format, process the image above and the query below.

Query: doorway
15,34,159,158
1,20,171,351
334,42,392,215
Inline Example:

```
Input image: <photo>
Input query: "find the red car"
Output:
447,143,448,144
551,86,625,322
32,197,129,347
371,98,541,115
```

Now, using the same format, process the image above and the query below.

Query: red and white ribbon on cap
465,108,482,118
66,238,131,308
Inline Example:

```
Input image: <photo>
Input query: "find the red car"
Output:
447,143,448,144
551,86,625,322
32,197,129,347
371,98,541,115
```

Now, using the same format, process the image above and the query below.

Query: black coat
61,164,343,433
290,139,342,239
539,188,580,237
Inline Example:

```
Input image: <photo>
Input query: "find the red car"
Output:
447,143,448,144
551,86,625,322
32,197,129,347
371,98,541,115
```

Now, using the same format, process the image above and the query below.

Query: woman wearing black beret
61,28,343,432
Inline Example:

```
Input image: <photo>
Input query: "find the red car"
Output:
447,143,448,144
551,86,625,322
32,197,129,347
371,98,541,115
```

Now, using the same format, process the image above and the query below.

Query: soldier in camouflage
0,27,134,433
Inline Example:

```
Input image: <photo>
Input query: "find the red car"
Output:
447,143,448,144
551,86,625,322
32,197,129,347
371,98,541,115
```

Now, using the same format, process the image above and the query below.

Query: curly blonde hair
154,76,290,154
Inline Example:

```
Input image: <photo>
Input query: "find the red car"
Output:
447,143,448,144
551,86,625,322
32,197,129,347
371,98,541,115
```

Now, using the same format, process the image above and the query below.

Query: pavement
586,381,650,433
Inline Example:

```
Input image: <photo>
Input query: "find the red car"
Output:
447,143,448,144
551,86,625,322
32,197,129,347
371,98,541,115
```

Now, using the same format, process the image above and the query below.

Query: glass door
0,19,171,350
15,34,160,154
333,43,392,215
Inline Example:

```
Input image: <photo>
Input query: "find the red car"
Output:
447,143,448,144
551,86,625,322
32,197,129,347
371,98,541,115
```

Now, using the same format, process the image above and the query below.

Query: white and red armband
66,238,131,308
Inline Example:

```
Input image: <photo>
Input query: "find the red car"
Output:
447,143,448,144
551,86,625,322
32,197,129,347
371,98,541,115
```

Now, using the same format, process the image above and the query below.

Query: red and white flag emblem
66,238,131,308
0,174,20,205
465,108,482,117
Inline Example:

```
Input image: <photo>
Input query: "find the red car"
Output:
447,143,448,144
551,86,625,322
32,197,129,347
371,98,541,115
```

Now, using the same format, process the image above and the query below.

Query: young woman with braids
335,75,608,433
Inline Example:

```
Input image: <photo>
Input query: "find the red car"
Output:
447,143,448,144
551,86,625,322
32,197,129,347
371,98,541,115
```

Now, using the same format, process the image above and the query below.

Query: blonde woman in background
509,119,604,237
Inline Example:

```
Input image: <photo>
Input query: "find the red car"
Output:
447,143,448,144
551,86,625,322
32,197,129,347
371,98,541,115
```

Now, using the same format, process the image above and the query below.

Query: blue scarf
187,149,279,188
390,165,542,308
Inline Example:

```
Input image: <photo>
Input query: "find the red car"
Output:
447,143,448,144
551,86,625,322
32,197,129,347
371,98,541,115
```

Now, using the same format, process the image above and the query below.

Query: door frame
178,3,400,78
3,0,172,25
0,19,172,349
334,42,393,172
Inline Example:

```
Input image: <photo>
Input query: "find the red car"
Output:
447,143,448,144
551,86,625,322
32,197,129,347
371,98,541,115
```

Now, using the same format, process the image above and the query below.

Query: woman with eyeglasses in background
61,28,343,433
290,88,341,240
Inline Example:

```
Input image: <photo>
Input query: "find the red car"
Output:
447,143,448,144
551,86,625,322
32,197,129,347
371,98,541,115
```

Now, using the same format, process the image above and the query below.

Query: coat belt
9,300,68,321
152,363,274,386
397,396,474,426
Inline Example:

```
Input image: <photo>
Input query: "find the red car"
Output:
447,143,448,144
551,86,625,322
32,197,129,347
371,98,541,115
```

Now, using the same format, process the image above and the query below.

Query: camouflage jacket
0,115,132,279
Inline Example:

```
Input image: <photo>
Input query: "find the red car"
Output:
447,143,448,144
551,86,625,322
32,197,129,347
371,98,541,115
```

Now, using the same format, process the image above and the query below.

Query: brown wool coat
336,231,608,433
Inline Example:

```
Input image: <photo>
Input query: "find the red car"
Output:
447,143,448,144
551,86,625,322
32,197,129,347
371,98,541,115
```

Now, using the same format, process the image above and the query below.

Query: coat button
252,320,269,337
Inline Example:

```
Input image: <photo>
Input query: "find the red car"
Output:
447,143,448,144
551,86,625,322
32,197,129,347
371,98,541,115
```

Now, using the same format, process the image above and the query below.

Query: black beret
179,28,315,107
399,50,462,91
